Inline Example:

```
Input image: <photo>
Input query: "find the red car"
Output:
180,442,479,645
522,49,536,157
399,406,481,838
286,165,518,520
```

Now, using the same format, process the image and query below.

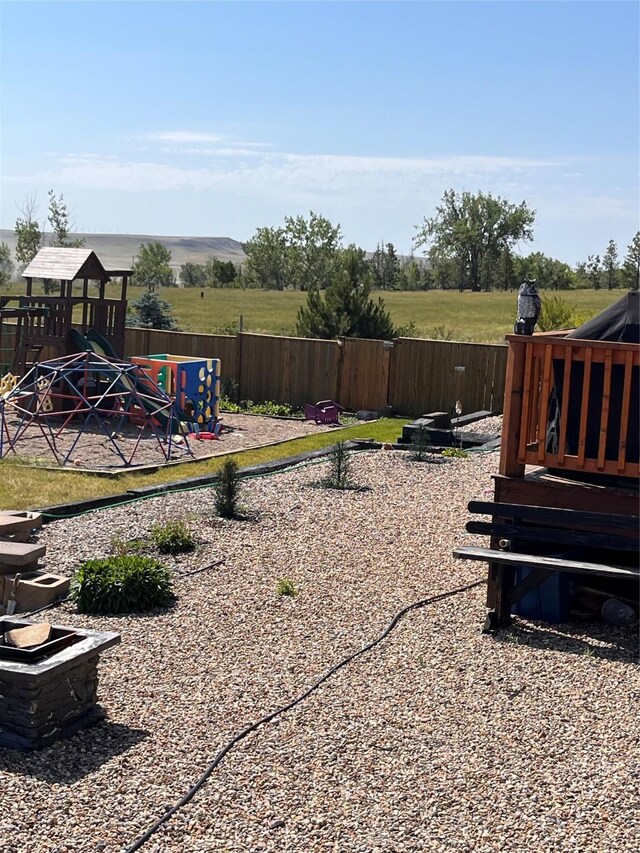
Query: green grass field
128,286,622,341
10,282,623,342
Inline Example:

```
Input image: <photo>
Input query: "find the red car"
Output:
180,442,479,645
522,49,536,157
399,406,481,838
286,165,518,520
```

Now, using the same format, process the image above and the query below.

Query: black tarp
546,292,639,466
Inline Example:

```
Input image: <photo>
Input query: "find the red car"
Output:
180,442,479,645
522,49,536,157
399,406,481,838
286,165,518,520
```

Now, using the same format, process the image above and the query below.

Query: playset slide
69,329,174,430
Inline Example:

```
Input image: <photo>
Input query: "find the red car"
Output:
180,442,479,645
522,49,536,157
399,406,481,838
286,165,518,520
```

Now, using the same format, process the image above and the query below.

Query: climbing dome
0,351,192,469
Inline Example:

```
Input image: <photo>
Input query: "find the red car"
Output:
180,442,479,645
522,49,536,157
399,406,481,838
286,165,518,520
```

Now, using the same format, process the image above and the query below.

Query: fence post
235,332,243,401
335,337,344,404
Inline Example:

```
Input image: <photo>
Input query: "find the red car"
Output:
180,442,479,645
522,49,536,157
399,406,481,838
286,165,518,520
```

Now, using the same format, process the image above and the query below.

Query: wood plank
597,348,613,469
499,338,527,476
617,349,634,472
466,521,640,553
453,546,638,579
577,347,592,468
537,344,553,463
517,342,534,461
557,348,573,464
467,500,640,532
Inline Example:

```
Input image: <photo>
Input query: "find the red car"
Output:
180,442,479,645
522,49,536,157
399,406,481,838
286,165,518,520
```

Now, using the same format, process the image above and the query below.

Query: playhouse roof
22,247,111,283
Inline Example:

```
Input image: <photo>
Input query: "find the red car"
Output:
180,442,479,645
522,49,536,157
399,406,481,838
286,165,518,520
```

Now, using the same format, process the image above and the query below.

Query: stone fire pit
0,617,120,750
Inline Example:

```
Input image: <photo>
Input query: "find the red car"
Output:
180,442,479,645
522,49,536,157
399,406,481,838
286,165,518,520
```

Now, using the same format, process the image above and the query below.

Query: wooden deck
500,332,639,479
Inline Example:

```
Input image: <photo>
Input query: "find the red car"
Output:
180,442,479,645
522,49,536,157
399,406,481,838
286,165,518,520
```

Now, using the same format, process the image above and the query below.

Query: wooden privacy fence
122,328,507,416
389,338,508,417
1,322,509,416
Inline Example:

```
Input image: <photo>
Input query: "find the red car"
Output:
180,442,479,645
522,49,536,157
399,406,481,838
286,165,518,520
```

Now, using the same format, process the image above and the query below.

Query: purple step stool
304,400,343,425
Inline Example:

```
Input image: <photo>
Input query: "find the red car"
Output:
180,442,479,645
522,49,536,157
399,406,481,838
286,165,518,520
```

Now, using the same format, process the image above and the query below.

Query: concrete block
0,542,46,568
0,572,70,613
0,512,43,542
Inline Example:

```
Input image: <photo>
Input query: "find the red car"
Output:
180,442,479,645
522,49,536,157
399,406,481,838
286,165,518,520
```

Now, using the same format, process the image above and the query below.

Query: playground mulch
1,412,339,471
2,449,637,853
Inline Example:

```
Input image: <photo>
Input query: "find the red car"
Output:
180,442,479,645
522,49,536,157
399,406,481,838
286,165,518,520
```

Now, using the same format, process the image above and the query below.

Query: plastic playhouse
130,354,221,432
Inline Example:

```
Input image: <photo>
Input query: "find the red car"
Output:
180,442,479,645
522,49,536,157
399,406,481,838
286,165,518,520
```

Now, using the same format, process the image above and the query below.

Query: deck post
499,335,527,477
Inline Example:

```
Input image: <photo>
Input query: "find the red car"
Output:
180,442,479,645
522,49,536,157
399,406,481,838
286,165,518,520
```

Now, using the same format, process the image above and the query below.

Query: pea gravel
0,447,638,853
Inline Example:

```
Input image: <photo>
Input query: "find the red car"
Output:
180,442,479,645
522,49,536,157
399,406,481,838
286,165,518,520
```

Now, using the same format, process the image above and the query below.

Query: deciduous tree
414,189,535,292
0,242,14,288
47,190,85,248
242,226,288,289
132,242,174,290
14,194,42,270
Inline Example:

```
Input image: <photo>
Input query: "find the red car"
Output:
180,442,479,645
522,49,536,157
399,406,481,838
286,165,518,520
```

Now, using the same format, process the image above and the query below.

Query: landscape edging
36,441,374,522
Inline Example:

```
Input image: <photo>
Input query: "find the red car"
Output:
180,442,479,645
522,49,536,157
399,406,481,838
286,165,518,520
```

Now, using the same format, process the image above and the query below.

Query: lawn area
0,418,406,511
10,282,625,342
137,287,625,342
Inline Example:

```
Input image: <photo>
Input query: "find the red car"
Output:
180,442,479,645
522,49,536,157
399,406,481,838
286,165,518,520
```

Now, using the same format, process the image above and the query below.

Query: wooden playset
0,247,227,467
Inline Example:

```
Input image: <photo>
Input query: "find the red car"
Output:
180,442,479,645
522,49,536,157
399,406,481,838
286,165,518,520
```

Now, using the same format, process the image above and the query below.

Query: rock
4,622,52,648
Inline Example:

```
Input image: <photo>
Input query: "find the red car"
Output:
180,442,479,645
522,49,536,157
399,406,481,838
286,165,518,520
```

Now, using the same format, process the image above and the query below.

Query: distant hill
0,230,247,275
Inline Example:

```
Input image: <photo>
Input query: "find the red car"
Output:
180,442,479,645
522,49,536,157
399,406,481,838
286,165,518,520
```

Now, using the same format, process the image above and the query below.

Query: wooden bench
453,501,639,630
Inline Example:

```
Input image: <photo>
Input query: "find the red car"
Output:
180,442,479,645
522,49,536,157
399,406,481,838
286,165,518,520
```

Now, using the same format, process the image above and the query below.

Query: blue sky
1,0,638,263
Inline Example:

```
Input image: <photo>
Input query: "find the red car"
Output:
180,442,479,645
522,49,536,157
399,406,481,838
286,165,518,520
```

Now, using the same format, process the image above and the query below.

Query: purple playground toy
304,400,343,425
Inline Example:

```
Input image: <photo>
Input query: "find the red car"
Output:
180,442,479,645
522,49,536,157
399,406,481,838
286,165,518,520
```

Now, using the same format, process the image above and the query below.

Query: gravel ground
1,412,338,470
1,448,638,853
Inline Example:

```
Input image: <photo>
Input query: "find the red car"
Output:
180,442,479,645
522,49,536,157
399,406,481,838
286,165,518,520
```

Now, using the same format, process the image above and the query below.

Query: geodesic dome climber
0,351,192,468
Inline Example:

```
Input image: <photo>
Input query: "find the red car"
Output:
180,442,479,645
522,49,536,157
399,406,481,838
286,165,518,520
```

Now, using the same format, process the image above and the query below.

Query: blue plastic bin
512,566,571,623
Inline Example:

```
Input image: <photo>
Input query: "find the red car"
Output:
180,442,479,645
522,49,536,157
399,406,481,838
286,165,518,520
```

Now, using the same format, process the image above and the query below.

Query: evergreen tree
296,245,396,340
602,240,619,290
622,232,640,291
127,290,178,330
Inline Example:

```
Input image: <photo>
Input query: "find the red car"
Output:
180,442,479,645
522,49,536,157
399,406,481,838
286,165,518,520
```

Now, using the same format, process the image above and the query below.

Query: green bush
441,447,469,459
71,556,174,614
151,520,195,554
538,295,576,332
215,458,243,519
276,577,297,597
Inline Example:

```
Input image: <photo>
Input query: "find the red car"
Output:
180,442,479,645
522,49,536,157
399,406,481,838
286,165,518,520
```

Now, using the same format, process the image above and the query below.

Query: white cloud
20,149,566,197
142,131,226,144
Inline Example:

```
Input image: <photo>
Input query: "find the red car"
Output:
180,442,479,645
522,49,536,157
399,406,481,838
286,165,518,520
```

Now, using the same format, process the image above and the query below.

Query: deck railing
500,333,639,479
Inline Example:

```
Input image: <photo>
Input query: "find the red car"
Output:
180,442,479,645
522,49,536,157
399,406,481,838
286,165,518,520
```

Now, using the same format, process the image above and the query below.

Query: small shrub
151,520,195,554
248,400,300,417
219,395,243,413
411,424,431,461
220,377,239,403
276,577,297,597
429,325,455,341
441,447,469,459
538,295,576,332
110,535,147,556
322,441,357,490
215,458,243,519
71,555,173,615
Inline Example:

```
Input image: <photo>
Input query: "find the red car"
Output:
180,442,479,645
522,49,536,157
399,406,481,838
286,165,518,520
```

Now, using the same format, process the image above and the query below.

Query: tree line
4,188,639,339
